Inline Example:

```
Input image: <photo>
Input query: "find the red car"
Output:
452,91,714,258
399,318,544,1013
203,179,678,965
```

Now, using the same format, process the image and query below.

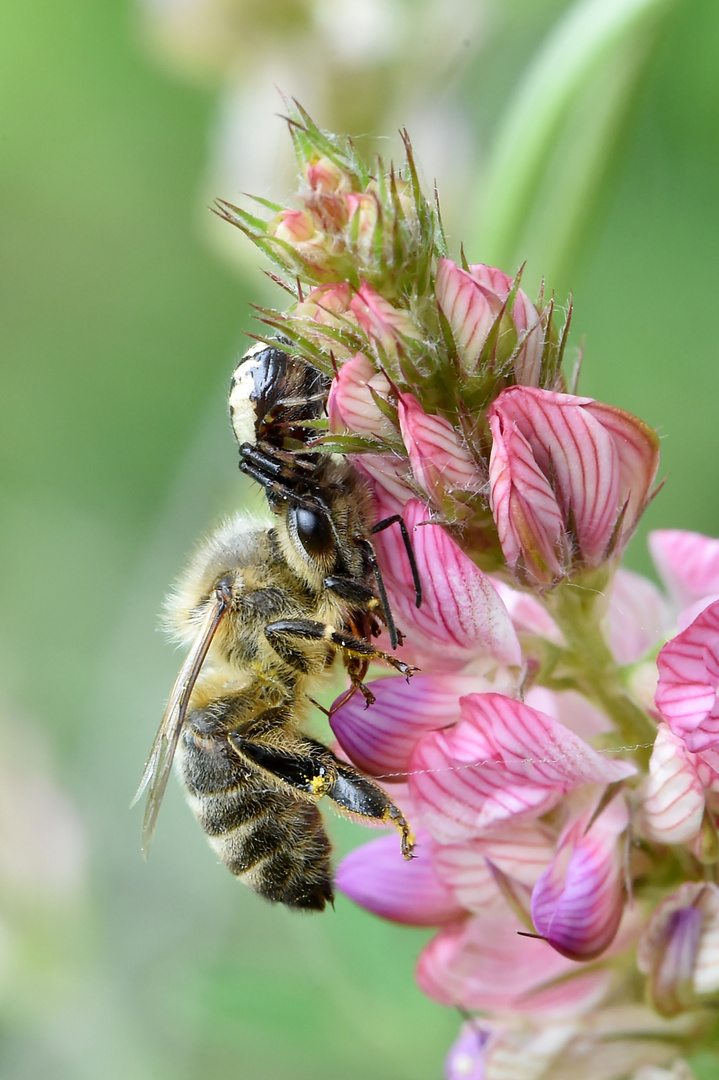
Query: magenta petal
409,693,635,842
445,1023,490,1080
330,673,479,777
531,800,627,960
655,600,719,751
336,830,463,926
649,529,719,609
372,499,522,668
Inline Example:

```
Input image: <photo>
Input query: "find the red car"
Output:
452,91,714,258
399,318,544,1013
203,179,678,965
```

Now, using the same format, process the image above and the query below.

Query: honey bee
134,343,420,910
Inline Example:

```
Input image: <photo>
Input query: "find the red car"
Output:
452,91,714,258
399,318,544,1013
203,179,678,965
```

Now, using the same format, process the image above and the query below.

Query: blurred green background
2,0,719,1077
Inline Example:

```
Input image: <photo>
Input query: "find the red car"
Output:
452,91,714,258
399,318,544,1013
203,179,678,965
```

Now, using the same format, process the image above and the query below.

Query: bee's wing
132,590,230,858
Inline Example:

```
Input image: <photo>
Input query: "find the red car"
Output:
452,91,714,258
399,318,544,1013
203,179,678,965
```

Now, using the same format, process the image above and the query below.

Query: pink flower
488,386,660,583
431,822,556,914
655,600,719,752
445,1009,694,1080
416,909,606,1012
330,672,484,779
365,498,523,671
398,393,484,504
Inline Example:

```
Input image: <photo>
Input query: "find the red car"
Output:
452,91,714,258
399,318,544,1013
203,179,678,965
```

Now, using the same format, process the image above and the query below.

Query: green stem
544,571,656,766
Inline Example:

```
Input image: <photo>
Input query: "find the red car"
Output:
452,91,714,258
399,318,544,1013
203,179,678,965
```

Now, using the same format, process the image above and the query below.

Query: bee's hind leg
323,758,415,860
228,734,415,860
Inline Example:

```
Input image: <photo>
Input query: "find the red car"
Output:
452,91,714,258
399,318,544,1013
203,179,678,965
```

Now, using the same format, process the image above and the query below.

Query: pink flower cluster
328,512,719,1075
224,111,717,1079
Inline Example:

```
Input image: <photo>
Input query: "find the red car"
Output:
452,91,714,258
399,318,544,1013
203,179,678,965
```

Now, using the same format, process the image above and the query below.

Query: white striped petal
371,499,523,669
399,393,483,499
327,351,394,438
488,387,659,570
641,725,705,845
435,257,502,368
488,411,565,585
432,823,556,914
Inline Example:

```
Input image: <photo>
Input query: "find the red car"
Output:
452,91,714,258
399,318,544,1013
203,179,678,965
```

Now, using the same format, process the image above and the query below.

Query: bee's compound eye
291,506,333,558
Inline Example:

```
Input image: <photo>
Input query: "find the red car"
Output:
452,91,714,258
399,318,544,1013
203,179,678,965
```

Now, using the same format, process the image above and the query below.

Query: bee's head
278,474,374,591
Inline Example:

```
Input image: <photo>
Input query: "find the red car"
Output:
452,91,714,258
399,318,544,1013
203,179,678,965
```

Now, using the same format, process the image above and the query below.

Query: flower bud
327,352,394,439
294,281,352,324
349,280,422,355
305,155,351,194
398,393,483,505
487,386,659,583
638,882,719,1016
468,262,545,386
344,191,379,261
436,257,504,372
435,258,545,384
271,208,317,244
531,797,628,960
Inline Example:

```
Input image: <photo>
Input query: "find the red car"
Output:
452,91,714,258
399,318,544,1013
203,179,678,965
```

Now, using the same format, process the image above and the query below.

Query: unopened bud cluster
218,105,653,582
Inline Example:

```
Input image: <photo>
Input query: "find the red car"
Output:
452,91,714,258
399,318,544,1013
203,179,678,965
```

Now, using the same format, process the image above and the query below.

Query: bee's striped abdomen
179,726,333,910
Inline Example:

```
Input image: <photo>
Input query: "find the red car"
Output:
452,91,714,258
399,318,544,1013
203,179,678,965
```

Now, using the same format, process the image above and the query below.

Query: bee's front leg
264,619,418,679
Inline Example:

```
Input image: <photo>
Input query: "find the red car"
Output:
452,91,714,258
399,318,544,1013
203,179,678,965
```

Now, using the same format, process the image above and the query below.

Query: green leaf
474,0,681,289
